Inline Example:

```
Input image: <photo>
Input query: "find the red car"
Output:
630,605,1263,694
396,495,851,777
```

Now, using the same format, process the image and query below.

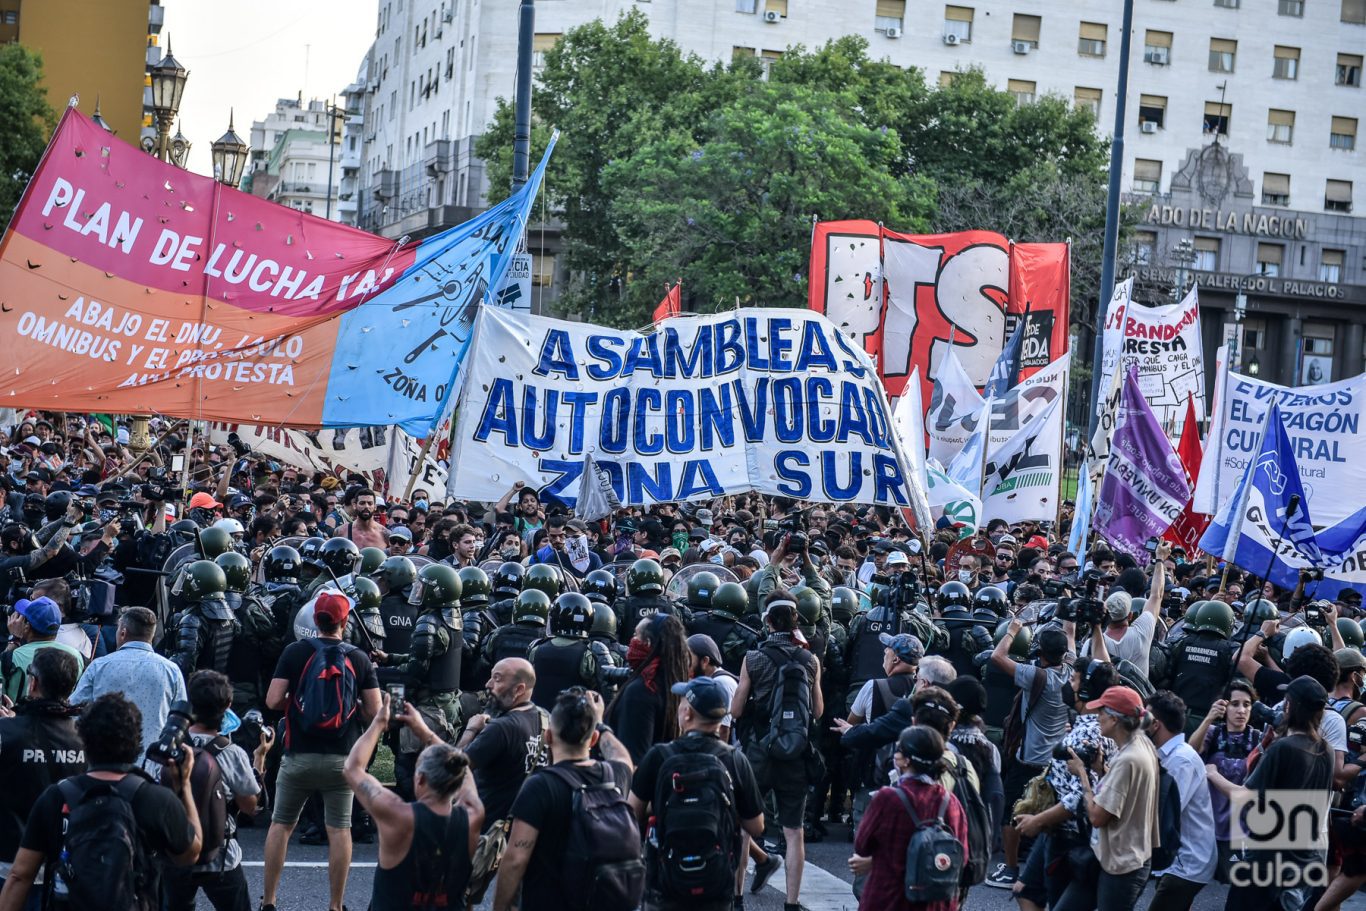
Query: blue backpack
892,786,963,904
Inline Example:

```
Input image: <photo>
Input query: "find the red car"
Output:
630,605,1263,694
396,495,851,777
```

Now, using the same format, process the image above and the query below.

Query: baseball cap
670,678,729,720
1336,648,1366,672
188,492,222,510
1104,591,1133,622
1085,685,1145,718
659,547,682,564
228,493,253,509
878,632,924,665
997,533,1018,546
686,634,724,668
1280,675,1330,708
695,508,715,526
15,597,61,635
388,526,413,543
314,592,352,627
886,551,909,567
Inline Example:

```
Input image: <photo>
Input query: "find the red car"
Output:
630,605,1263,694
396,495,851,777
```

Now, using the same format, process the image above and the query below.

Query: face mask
958,570,975,584
671,532,688,551
357,509,374,521
414,499,428,510
709,554,725,565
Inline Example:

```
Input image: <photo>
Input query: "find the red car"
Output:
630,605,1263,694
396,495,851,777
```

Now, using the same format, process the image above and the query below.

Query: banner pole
403,432,438,504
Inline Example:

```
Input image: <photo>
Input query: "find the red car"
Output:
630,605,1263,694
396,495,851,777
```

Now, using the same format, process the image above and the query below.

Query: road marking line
752,857,856,910
239,861,378,868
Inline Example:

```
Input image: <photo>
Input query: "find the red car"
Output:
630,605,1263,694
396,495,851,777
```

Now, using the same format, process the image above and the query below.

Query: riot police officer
457,566,496,692
582,568,618,612
368,555,418,690
796,588,828,662
357,546,387,580
489,562,525,627
230,546,297,714
528,593,607,708
297,537,325,588
982,621,1031,734
522,563,562,602
1168,600,1239,732
376,563,463,797
216,551,251,614
169,559,236,679
686,578,760,675
346,576,386,652
616,558,677,643
583,571,626,669
481,588,551,672
308,537,360,595
934,580,993,680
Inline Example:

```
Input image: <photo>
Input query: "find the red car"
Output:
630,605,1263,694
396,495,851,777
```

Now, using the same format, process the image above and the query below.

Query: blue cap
670,677,729,720
15,597,61,635
878,632,924,664
74,484,100,498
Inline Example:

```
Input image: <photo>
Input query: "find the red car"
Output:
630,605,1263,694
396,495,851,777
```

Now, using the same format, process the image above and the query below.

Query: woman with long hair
1190,678,1265,881
606,612,691,764
1207,675,1335,911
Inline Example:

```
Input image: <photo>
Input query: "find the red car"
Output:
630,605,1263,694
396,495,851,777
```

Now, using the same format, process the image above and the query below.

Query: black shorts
755,757,808,830
1002,759,1046,820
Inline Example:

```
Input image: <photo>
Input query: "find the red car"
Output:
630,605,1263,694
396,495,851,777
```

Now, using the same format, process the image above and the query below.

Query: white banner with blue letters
447,306,923,509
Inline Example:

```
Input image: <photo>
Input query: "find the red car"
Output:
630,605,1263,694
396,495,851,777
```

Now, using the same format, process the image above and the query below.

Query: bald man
456,658,548,830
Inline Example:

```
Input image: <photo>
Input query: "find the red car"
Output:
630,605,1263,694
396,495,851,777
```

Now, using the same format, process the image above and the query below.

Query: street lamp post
210,111,249,189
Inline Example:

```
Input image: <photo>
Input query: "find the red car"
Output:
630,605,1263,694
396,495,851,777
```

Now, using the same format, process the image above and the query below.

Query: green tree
602,81,934,323
0,44,56,231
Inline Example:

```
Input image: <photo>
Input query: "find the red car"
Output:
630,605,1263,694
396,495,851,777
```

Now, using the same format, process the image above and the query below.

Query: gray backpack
892,786,963,904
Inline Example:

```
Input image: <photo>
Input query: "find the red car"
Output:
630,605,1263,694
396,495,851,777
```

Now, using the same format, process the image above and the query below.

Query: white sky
161,0,377,174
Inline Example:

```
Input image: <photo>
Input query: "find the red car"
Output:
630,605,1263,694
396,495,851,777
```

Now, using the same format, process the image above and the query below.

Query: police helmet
523,564,563,600
550,592,594,638
215,551,251,593
627,559,665,596
514,588,552,625
937,580,973,613
264,545,302,585
457,566,492,607
582,569,618,606
711,582,749,621
686,571,721,610
492,562,525,598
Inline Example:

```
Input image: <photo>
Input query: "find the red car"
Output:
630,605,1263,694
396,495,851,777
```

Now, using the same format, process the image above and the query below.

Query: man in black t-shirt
457,658,548,830
0,692,201,911
629,678,767,911
262,592,381,911
493,689,634,911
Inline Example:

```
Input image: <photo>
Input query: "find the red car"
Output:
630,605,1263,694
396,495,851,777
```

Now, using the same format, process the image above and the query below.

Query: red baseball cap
314,592,351,626
188,492,222,509
1085,685,1144,718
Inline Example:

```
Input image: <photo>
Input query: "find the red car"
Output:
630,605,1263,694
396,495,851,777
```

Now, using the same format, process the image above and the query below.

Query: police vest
487,624,543,666
618,594,672,643
848,614,899,691
529,639,591,710
382,595,418,655
414,612,461,693
1169,633,1237,717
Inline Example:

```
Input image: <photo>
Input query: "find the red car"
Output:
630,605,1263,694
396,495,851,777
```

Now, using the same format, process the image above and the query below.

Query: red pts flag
653,284,682,322
1165,395,1210,553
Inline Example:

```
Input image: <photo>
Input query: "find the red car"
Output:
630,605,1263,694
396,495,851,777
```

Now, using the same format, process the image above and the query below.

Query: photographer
1189,680,1265,881
0,649,84,897
164,670,269,911
0,504,80,604
755,531,831,626
1080,540,1170,677
0,692,202,911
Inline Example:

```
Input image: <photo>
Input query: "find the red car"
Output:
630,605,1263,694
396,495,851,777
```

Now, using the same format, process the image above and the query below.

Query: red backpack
286,639,360,747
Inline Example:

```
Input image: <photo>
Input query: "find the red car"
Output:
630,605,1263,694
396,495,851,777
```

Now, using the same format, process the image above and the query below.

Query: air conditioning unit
1012,40,1031,54
1144,49,1169,65
442,8,453,23
1141,121,1158,134
886,26,902,38
943,32,960,45
763,9,781,22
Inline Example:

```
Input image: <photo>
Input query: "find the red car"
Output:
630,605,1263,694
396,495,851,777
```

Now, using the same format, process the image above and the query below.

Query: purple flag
1093,367,1191,566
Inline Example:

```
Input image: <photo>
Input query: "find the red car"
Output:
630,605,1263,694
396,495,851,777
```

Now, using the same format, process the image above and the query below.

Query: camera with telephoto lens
1056,570,1105,626
1249,700,1283,731
1304,602,1331,628
1041,578,1072,599
1162,591,1186,617
239,708,265,747
1349,718,1366,754
1054,739,1099,768
598,664,633,688
146,700,194,765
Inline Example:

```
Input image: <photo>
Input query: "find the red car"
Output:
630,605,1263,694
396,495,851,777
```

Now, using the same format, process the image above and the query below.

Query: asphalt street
226,820,1366,911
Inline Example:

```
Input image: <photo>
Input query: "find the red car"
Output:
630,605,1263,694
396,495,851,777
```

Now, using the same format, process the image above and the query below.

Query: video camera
146,700,193,765
1349,717,1366,755
1041,578,1073,600
1303,600,1332,628
1055,569,1105,626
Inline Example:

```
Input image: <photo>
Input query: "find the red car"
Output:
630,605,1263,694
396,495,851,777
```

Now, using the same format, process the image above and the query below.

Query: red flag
653,283,682,322
1165,395,1210,553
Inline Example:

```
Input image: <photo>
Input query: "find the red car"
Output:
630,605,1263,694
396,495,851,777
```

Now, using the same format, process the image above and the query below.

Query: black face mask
22,508,43,527
357,509,374,521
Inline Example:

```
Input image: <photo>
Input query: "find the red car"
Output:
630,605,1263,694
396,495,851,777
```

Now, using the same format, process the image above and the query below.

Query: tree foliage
479,15,1112,328
0,44,56,232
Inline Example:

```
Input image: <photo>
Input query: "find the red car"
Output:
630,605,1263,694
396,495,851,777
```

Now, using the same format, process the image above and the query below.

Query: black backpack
652,741,740,901
287,638,360,747
159,736,230,865
1152,765,1183,871
946,752,990,886
53,773,156,911
541,762,644,911
892,786,963,904
759,646,812,762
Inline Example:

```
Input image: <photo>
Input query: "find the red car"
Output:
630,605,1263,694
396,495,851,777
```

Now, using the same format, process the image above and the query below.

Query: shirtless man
335,488,388,551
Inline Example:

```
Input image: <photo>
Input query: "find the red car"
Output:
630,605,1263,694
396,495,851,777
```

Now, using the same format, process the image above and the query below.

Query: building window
1256,242,1284,276
944,6,973,42
1326,179,1354,212
532,33,561,69
1214,0,1240,7
1193,237,1220,271
939,71,958,87
1279,0,1304,13
764,0,788,17
1078,22,1107,57
875,0,905,31
732,45,756,60
759,48,782,77
1243,321,1266,351
735,0,757,11
1139,94,1167,129
1133,231,1157,265
532,254,556,288
1331,116,1358,150
1008,79,1036,105
1144,30,1172,65
1340,54,1364,87
1344,0,1366,23
1074,86,1102,118
1267,109,1295,144
1204,101,1231,136
1273,46,1300,79
1,10,16,23
1012,14,1041,48
1133,159,1162,194
1262,172,1291,206
1209,38,1237,73
1320,249,1345,283
1303,330,1334,386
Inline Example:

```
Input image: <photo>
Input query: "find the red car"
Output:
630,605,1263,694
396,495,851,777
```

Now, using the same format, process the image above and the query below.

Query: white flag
576,453,622,521
926,347,987,466
892,367,933,532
